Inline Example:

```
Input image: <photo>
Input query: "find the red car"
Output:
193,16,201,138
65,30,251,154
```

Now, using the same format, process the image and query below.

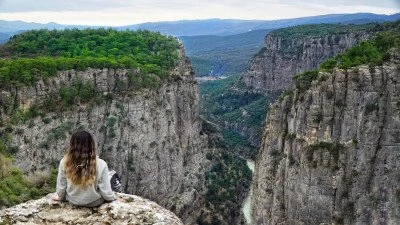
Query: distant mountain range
1,12,399,76
178,13,400,76
120,13,400,36
0,21,96,43
180,29,271,76
0,20,94,34
1,13,399,41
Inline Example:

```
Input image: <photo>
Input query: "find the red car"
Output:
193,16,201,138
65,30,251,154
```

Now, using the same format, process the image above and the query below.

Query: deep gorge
1,19,400,225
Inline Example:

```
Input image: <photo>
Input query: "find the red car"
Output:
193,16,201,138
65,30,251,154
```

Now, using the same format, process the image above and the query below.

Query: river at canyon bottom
242,160,255,225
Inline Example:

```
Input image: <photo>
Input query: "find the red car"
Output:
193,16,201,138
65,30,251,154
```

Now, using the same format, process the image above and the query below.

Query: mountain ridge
180,29,271,76
0,12,399,39
119,13,400,36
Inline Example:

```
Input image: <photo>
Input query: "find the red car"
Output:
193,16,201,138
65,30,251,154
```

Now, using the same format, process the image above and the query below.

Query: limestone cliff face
243,32,370,93
251,54,400,224
0,49,210,224
0,193,183,224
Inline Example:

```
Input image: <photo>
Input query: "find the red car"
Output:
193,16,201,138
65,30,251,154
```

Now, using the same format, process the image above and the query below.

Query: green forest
270,21,399,42
320,31,400,70
180,29,270,77
0,28,181,87
271,23,375,41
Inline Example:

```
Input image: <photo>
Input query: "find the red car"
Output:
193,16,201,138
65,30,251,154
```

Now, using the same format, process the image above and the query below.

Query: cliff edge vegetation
0,28,181,208
252,23,400,224
0,28,180,88
290,28,400,96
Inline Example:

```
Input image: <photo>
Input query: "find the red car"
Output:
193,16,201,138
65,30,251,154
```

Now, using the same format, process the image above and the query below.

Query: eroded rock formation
0,49,210,224
0,193,183,225
251,53,400,224
243,31,371,93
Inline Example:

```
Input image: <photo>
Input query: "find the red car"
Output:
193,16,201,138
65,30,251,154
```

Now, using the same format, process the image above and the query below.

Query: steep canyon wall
0,51,210,224
243,30,371,93
251,53,400,224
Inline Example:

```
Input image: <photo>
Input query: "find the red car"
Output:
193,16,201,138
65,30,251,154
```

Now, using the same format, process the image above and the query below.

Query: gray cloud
0,0,128,12
0,0,398,13
0,0,398,26
275,0,399,8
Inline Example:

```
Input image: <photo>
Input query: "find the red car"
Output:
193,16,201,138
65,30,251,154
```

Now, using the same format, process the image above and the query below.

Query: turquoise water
243,160,255,224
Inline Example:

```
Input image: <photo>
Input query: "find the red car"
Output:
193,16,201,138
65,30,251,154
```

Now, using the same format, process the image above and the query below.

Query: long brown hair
65,130,97,187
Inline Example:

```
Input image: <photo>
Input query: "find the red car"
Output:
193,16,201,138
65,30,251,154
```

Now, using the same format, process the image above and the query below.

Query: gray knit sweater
56,157,117,206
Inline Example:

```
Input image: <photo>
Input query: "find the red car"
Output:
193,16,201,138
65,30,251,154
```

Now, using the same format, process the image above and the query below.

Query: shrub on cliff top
0,29,180,88
293,70,319,93
320,31,400,70
271,23,379,54
271,23,376,41
291,31,400,96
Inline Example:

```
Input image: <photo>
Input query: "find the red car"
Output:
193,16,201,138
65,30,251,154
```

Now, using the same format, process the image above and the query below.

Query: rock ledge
0,193,183,225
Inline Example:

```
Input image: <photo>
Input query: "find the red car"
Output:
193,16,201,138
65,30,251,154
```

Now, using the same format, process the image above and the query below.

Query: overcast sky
0,0,399,26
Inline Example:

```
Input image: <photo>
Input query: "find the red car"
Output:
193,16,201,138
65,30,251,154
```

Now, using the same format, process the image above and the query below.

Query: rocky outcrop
251,53,400,224
0,49,211,224
222,26,374,158
243,31,371,93
0,193,183,224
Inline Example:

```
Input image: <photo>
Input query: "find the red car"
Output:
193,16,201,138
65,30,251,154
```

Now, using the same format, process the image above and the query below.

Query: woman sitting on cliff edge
52,130,122,207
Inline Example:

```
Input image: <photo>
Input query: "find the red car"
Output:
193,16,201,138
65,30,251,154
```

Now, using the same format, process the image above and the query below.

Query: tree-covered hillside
0,28,182,207
0,28,180,87
268,22,400,54
181,29,270,77
200,76,281,158
270,23,375,41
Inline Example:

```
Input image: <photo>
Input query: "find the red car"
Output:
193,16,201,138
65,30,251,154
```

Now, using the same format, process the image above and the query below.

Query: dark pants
108,170,122,193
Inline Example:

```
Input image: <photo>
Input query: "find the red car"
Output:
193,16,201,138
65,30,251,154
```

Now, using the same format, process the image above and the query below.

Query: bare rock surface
0,193,183,225
243,31,371,93
251,53,400,224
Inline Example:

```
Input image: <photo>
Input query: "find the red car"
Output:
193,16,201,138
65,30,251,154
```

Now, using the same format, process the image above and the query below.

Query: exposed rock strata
243,32,371,93
0,50,210,224
0,193,183,225
251,54,400,224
